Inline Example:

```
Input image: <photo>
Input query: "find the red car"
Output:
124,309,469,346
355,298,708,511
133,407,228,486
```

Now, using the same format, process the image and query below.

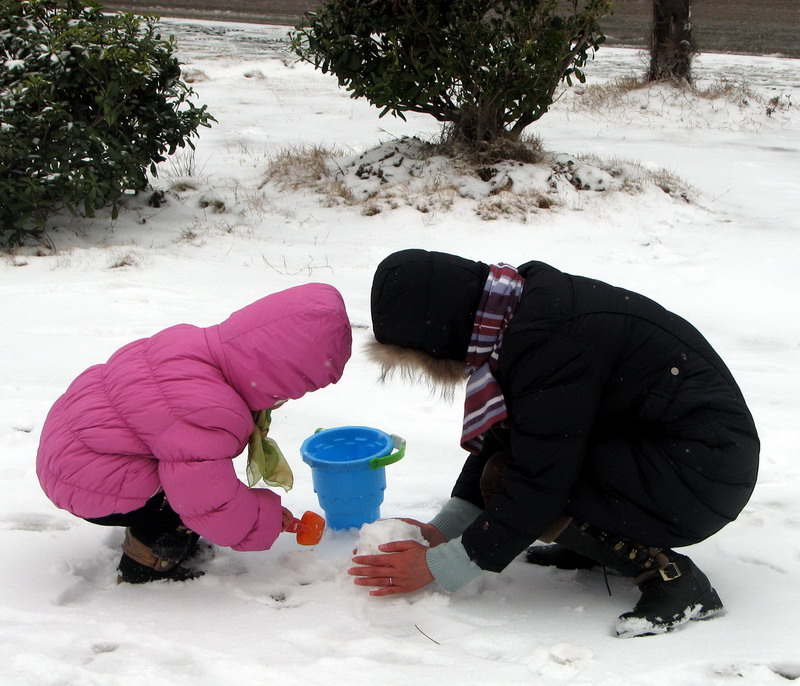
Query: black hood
370,249,489,360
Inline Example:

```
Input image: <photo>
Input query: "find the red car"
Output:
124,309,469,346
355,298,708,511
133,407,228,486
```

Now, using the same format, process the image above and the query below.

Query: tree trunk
648,0,694,83
452,105,510,147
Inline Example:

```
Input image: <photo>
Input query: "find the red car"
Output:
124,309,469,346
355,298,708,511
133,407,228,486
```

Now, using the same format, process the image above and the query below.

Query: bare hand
396,518,448,547
349,540,434,596
280,507,294,531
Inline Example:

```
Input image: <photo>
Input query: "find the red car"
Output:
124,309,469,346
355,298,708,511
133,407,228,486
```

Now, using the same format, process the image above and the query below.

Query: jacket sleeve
158,458,283,551
461,332,605,572
150,407,283,551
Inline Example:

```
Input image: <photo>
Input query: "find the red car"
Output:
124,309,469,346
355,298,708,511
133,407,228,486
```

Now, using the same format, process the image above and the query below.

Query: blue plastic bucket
300,426,406,530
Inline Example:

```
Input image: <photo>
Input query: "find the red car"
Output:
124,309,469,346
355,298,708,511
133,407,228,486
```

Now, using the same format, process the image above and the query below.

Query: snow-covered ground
1,19,799,685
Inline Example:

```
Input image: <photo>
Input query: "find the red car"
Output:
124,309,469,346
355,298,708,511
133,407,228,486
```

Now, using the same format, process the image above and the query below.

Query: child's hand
280,507,295,531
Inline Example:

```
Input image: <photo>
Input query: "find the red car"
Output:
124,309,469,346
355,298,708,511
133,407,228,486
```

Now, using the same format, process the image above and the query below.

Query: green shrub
0,0,214,246
291,0,609,150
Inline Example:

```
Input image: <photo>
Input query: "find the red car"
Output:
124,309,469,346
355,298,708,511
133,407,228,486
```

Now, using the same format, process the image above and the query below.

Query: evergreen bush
291,0,609,151
0,0,214,246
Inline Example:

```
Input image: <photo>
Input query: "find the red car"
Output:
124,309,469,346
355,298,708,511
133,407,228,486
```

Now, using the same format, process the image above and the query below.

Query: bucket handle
370,434,406,470
310,429,405,469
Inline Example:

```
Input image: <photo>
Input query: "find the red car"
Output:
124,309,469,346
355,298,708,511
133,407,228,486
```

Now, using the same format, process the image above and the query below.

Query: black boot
117,552,204,584
525,544,599,570
548,521,724,637
117,528,205,584
551,521,654,578
615,553,724,638
183,536,216,566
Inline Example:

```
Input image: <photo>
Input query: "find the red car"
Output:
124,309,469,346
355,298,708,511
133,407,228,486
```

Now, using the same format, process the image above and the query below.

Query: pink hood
207,285,349,408
36,283,351,551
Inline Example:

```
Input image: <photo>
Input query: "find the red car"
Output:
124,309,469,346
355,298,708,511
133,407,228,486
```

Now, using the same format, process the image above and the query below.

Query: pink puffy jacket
36,284,352,551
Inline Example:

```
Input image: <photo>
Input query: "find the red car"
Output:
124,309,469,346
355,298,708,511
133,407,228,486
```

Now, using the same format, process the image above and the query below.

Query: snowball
355,519,427,555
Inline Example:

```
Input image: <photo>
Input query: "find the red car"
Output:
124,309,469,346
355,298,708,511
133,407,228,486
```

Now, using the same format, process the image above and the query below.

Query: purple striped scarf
461,264,525,454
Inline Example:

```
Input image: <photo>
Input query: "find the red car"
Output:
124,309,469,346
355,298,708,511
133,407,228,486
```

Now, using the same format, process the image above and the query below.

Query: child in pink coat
37,283,352,583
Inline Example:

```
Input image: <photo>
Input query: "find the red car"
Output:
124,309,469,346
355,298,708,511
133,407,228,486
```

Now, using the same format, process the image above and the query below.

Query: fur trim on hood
365,339,467,395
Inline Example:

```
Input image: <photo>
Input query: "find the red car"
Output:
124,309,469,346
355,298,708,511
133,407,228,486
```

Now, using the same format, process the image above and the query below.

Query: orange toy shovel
286,510,326,545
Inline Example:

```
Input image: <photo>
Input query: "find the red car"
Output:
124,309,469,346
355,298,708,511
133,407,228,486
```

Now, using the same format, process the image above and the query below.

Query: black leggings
85,492,184,547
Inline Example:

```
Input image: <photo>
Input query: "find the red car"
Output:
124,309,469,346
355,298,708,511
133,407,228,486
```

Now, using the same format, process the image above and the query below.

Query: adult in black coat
350,249,759,638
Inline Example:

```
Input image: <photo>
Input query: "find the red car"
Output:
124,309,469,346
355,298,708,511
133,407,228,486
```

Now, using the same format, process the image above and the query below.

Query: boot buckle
659,562,682,581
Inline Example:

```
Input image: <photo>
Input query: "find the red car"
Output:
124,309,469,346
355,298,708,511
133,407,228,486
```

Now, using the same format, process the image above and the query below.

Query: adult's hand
349,540,434,596
395,518,448,547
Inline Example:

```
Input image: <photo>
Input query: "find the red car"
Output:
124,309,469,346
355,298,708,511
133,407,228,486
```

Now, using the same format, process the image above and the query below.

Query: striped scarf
461,264,525,454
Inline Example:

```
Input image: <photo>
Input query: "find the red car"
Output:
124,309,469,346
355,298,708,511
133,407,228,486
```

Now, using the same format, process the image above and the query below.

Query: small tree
0,0,214,246
291,0,609,150
649,0,695,83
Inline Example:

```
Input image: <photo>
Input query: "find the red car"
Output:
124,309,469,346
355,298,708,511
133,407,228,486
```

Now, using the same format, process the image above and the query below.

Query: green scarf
246,409,294,491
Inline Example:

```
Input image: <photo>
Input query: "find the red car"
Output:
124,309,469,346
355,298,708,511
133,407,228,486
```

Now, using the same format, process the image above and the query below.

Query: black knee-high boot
525,543,600,570
546,521,725,637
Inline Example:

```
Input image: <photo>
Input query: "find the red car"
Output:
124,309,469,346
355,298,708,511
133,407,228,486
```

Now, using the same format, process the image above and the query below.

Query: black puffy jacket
370,251,759,574
456,260,759,572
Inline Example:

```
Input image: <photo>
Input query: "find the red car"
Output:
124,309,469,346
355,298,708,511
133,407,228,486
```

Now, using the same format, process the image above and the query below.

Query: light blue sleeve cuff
428,497,483,540
426,537,484,592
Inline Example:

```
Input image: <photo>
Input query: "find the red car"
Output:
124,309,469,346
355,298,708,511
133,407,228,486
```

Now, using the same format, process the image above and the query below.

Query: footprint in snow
0,512,73,532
